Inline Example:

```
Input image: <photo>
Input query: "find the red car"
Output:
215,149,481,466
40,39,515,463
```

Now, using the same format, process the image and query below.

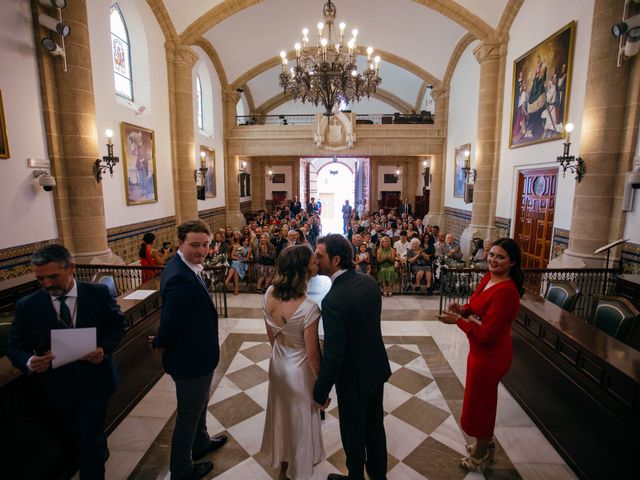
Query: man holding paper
7,244,125,479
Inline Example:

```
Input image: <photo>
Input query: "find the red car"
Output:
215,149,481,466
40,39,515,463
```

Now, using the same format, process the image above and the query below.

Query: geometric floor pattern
127,332,521,479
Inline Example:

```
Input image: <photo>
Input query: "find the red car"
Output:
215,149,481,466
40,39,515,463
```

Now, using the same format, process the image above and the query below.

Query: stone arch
317,159,355,175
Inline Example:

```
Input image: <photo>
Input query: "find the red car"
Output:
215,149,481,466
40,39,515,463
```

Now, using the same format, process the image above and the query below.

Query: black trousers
336,384,387,480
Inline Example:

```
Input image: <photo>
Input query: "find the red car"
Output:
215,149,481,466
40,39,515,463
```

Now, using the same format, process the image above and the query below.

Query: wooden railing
74,264,228,317
437,266,620,322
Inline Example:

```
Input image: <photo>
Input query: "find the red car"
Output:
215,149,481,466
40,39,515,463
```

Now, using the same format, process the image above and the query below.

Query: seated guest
139,232,165,282
434,233,447,257
355,242,371,275
443,233,464,261
286,229,300,247
471,238,493,268
407,238,433,292
352,234,364,258
393,230,410,263
377,236,399,297
224,226,234,245
255,233,277,294
226,236,251,295
270,228,287,256
385,222,401,238
207,231,228,262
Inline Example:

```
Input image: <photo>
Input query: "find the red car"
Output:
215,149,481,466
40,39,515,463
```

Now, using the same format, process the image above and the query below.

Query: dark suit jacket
313,270,391,403
7,282,125,397
399,202,412,215
153,254,219,379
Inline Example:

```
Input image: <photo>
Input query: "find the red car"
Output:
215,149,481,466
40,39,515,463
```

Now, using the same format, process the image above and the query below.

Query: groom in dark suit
7,244,125,479
150,220,226,480
313,234,391,480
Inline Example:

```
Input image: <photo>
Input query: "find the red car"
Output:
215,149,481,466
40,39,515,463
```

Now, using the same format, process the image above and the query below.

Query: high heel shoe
460,450,491,472
465,441,496,462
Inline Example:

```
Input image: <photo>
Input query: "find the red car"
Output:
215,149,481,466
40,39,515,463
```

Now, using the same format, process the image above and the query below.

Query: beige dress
260,287,326,480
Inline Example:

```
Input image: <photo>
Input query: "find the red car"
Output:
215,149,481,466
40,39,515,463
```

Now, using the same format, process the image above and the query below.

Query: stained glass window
196,74,203,130
110,4,133,100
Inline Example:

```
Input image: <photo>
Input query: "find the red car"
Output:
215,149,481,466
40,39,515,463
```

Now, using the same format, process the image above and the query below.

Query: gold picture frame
509,21,576,149
200,145,216,198
0,90,10,159
121,122,158,205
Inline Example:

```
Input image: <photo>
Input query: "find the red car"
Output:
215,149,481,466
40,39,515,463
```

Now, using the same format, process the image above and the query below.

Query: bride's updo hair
271,245,312,301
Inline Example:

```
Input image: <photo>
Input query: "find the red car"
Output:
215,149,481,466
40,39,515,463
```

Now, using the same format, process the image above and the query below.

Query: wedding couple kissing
260,234,391,480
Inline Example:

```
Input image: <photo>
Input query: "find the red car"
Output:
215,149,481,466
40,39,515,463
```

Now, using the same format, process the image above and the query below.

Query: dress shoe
183,461,213,479
192,434,228,461
327,474,348,480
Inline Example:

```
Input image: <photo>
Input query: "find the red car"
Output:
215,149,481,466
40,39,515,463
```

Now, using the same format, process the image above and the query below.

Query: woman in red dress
437,238,524,471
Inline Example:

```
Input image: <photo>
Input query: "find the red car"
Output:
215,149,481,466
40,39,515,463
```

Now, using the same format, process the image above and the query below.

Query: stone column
551,0,636,267
252,159,266,211
33,0,119,263
370,159,379,212
424,87,449,228
406,158,419,211
166,43,198,225
293,159,301,200
460,38,507,256
222,89,244,228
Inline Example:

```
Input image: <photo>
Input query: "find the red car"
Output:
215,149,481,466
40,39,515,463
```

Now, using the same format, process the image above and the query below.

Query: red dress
456,273,520,438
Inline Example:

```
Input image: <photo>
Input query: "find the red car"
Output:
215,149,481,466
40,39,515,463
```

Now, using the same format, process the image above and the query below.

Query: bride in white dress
260,245,326,480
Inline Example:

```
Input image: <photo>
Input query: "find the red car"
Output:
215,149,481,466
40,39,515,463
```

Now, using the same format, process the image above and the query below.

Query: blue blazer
7,282,125,397
153,254,219,379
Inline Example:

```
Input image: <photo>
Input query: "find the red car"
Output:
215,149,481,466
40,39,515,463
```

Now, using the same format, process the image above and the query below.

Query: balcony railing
437,266,619,322
75,264,228,318
236,112,435,126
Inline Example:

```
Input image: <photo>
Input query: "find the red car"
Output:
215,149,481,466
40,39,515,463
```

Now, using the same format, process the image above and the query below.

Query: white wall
497,0,595,232
0,1,58,248
193,45,226,212
89,0,175,229
623,135,640,244
445,40,480,212
265,165,292,199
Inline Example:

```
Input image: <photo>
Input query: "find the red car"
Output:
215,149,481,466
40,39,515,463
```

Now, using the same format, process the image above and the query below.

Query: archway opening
316,161,354,235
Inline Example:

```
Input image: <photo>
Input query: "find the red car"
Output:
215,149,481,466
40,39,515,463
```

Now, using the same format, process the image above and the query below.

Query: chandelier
278,0,381,116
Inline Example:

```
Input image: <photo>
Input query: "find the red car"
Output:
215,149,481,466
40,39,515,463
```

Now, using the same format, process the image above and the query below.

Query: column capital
473,37,507,64
165,42,199,67
222,88,241,105
431,87,450,102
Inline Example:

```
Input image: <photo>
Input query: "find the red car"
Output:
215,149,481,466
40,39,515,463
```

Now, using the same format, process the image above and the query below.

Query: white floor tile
228,411,266,455
384,415,428,460
494,427,566,464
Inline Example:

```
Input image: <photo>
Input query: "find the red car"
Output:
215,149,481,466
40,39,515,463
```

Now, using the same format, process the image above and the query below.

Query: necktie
196,272,208,290
58,295,73,328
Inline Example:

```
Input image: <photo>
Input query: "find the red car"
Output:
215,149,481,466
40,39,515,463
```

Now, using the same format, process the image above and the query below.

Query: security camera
34,171,56,191
612,13,640,37
41,37,65,57
623,27,640,57
38,0,67,7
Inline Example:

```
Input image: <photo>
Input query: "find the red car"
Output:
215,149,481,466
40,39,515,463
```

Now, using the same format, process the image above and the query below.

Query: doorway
514,168,557,268
316,162,355,234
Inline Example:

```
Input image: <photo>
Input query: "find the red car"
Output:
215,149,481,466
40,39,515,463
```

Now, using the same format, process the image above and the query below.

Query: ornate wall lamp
461,149,477,183
557,123,585,182
266,165,274,182
238,160,247,174
194,151,208,183
93,129,119,183
422,159,432,186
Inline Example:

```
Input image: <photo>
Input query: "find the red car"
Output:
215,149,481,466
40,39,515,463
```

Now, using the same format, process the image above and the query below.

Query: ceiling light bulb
347,39,355,49
302,27,309,36
352,28,358,38
565,123,574,133
321,38,328,47
351,70,358,77
105,129,113,138
339,22,346,32
367,46,373,55
374,56,381,64
464,150,470,158
280,50,287,59
295,43,301,51
423,160,428,167
317,22,324,34
200,151,206,158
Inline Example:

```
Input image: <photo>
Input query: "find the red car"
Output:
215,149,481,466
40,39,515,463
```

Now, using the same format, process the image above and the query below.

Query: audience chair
91,272,118,297
545,280,581,313
592,296,639,343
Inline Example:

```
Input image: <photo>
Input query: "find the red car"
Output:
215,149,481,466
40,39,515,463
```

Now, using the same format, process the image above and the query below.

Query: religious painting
454,143,470,198
200,146,216,198
384,174,398,184
272,173,285,184
121,122,158,205
509,21,575,148
0,90,9,159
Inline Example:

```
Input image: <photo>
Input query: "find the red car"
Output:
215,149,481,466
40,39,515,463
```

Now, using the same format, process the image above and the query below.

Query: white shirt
51,279,78,327
393,240,409,259
330,269,347,283
177,249,204,276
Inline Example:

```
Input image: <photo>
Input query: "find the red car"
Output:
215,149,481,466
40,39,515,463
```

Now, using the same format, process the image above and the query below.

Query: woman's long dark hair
139,232,155,259
493,238,525,296
271,245,312,301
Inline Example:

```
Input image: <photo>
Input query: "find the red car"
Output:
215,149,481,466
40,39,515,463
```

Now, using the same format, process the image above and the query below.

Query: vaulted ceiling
157,0,519,114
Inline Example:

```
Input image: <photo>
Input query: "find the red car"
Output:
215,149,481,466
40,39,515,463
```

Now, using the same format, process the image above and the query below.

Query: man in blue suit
7,244,125,479
150,220,227,480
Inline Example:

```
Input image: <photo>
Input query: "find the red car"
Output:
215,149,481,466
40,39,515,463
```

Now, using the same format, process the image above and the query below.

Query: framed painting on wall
454,143,470,198
0,90,9,159
272,173,285,184
121,122,158,205
509,21,575,149
383,173,398,184
200,146,216,198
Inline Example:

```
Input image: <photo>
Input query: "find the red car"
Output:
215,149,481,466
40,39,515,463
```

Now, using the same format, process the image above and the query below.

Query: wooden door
515,168,557,269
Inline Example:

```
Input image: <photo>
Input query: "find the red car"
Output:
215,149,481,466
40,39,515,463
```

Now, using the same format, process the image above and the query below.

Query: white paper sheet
123,289,156,300
51,327,97,369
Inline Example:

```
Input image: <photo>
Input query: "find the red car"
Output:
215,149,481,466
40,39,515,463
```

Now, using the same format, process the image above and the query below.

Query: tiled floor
106,292,577,480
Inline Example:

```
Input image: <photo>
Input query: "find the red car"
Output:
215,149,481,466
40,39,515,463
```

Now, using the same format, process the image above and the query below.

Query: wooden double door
514,168,557,269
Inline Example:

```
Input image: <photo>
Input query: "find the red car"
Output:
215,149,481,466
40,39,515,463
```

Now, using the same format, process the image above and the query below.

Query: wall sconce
239,160,247,173
422,159,432,186
395,165,402,178
38,0,69,72
93,129,119,183
461,149,477,183
266,166,274,182
557,123,585,182
194,151,208,183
